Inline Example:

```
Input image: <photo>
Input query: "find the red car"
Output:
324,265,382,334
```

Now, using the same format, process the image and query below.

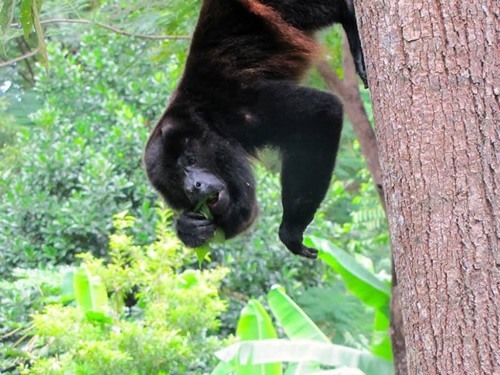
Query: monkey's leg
255,0,368,86
257,0,346,30
252,81,343,259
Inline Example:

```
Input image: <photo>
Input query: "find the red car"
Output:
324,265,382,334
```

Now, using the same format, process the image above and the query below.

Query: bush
13,209,228,374
0,31,181,274
0,267,71,373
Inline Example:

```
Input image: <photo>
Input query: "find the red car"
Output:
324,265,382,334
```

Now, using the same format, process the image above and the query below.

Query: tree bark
353,1,500,374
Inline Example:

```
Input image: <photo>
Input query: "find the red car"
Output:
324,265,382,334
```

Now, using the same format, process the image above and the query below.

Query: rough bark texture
353,1,500,374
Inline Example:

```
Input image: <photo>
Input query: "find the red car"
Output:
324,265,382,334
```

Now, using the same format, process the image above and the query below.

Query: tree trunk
353,1,500,374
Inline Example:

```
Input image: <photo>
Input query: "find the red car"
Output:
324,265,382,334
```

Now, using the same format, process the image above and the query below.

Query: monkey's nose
185,181,223,206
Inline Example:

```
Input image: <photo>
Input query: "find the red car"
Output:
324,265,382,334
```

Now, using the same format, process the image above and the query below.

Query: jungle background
0,0,392,373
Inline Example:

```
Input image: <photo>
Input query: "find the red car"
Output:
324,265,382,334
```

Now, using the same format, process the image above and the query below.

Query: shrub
15,209,228,374
0,31,181,274
0,267,70,373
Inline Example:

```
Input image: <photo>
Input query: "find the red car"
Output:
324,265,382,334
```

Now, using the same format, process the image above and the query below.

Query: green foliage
310,237,392,361
0,0,15,39
234,300,282,375
14,209,228,374
310,237,390,317
0,267,70,372
1,3,393,370
267,285,330,344
215,286,393,375
296,284,373,349
72,265,109,315
0,98,20,170
0,30,182,275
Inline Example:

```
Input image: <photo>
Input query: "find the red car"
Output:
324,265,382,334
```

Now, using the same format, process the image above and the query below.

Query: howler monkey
144,0,367,259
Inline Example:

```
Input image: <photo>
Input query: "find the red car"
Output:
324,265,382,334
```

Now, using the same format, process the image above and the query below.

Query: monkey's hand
176,211,217,248
279,223,318,260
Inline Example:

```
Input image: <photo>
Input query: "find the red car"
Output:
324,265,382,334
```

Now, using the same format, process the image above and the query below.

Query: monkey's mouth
208,189,230,216
207,194,219,207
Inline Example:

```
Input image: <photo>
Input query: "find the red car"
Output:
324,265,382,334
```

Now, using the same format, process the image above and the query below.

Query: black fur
144,0,366,259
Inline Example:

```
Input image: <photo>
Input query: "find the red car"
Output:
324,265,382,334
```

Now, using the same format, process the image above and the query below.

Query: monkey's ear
150,116,179,140
159,121,175,138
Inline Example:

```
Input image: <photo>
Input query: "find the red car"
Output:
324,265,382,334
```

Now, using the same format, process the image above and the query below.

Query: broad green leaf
370,310,393,361
195,243,210,267
216,340,394,375
85,310,113,325
235,300,282,375
20,0,33,39
32,0,48,68
268,285,329,373
237,300,278,341
267,285,329,343
0,0,14,38
210,361,234,375
306,237,390,318
285,362,321,375
73,266,108,314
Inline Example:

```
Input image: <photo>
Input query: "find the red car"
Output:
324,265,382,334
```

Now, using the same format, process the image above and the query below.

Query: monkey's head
144,114,258,240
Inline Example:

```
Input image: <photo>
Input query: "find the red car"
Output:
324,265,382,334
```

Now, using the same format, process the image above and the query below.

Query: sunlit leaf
235,300,282,375
210,361,234,375
32,0,47,68
307,369,365,375
195,243,210,268
85,310,113,324
20,0,33,39
370,310,392,361
268,285,329,343
73,266,108,314
268,285,330,373
285,362,321,375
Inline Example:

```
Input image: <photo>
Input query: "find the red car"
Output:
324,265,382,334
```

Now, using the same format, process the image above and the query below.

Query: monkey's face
144,118,258,239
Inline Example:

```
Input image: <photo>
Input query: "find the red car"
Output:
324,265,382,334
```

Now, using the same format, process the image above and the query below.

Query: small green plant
17,208,229,375
0,267,70,373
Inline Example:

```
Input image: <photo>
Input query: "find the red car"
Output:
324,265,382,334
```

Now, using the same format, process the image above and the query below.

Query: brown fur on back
238,0,322,80
239,0,321,57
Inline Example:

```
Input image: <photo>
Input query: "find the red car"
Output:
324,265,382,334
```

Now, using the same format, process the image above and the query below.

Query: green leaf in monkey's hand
194,198,225,267
195,243,211,268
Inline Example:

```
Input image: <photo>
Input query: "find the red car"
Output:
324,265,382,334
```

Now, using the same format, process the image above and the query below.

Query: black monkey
144,0,367,259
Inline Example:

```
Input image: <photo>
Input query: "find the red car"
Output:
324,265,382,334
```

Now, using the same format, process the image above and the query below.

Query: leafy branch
0,0,190,68
10,18,191,41
0,44,38,67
